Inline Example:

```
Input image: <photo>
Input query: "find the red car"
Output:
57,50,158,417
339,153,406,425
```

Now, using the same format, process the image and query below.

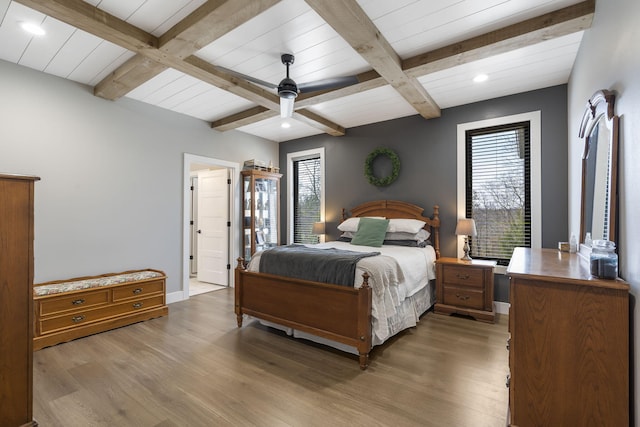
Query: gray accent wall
279,85,569,303
0,59,278,295
567,0,640,418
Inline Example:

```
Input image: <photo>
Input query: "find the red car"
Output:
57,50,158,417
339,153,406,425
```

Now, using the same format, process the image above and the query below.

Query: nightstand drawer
443,287,484,309
442,265,485,288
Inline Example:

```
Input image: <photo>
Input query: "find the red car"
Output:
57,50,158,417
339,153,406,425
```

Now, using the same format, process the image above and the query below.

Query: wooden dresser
0,174,39,427
506,247,629,426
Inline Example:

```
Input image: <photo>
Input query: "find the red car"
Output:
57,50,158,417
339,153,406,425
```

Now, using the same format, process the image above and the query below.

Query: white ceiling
0,0,592,142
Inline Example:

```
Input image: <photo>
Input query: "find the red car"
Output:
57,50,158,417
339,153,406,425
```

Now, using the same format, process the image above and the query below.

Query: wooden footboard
235,261,373,369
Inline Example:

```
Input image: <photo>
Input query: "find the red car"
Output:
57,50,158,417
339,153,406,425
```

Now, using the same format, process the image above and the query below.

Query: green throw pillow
351,217,390,247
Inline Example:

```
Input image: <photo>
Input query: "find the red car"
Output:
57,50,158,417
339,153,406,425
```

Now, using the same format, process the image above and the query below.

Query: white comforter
247,241,437,343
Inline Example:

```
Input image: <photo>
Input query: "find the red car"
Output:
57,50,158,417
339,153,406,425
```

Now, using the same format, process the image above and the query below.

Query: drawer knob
72,298,85,305
132,302,143,309
506,338,510,351
456,273,470,280
506,375,510,388
133,288,143,294
455,293,470,301
72,315,85,323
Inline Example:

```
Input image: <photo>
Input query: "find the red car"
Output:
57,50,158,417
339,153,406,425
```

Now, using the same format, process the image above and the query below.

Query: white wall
0,59,278,295
568,0,640,418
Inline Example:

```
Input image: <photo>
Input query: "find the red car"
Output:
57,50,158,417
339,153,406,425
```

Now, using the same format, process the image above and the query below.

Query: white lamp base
460,237,473,261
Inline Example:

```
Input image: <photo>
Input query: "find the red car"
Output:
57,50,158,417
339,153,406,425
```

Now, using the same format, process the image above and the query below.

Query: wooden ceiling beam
15,0,594,138
293,110,345,136
15,0,158,51
403,0,595,77
95,0,280,100
15,0,346,136
15,0,282,108
211,107,277,132
304,0,441,119
212,1,594,131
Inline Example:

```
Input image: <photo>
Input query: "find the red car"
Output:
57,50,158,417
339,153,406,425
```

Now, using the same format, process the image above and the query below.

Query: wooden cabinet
33,271,168,350
434,257,496,323
241,169,281,261
507,247,629,427
0,173,39,427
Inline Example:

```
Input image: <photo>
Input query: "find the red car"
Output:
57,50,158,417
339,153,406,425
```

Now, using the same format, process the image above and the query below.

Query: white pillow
337,217,386,232
385,229,430,243
388,218,426,234
342,229,430,242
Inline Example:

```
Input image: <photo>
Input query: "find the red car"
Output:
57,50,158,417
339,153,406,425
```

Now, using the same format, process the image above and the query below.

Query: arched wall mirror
579,89,619,247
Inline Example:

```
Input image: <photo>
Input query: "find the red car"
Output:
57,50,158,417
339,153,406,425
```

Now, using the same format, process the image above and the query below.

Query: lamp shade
312,221,325,235
455,218,477,237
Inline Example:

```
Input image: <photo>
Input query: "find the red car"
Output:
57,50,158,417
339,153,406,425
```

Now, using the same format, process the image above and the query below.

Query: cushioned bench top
34,270,165,297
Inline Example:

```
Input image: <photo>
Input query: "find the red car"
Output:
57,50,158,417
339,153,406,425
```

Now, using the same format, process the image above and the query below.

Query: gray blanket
258,245,380,287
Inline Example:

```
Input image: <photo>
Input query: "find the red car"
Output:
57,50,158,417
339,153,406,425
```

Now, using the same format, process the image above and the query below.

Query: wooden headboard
341,200,440,258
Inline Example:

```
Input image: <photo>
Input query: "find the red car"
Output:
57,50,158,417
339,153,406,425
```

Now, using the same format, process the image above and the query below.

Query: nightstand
434,257,496,323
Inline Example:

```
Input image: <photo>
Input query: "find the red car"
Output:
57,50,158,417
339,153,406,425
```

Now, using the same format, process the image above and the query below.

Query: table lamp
312,221,325,235
455,218,477,261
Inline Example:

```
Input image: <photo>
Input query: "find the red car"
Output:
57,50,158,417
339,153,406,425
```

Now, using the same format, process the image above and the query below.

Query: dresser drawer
112,279,164,301
39,295,165,334
38,289,110,316
441,265,485,288
443,287,484,309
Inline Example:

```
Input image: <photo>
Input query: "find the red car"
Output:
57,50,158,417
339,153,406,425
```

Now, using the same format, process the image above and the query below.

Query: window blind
465,121,531,265
293,156,321,244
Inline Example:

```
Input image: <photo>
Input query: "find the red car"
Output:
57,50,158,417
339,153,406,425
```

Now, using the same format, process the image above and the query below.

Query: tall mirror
579,89,619,247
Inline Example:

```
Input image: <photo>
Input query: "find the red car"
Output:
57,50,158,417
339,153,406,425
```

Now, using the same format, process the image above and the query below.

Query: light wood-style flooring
33,288,510,427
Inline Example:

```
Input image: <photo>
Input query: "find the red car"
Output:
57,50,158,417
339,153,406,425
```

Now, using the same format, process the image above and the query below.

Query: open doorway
182,154,240,300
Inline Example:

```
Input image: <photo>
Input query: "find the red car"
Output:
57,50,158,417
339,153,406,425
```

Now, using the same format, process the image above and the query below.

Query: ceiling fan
217,54,359,118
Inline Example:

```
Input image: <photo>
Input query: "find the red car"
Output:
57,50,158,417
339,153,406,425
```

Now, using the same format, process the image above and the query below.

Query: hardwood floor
33,288,509,427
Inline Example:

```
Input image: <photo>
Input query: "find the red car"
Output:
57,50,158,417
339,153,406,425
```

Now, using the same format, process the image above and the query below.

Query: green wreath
364,147,400,186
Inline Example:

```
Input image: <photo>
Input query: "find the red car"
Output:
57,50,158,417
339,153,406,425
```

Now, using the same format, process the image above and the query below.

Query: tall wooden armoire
0,173,39,427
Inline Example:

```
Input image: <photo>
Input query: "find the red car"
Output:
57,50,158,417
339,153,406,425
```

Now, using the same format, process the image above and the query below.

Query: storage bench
33,269,168,350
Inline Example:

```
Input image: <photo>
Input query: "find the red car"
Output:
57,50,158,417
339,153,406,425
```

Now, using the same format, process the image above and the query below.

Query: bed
234,200,440,369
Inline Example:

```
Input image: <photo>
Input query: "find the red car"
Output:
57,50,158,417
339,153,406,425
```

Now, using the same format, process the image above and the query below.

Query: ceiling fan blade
214,65,278,90
298,76,359,93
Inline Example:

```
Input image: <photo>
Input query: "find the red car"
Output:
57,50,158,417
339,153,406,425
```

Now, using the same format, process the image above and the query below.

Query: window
457,112,541,269
466,122,530,264
287,148,325,244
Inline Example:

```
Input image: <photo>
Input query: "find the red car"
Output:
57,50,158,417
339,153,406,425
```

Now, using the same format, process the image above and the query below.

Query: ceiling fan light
280,97,294,118
278,77,298,99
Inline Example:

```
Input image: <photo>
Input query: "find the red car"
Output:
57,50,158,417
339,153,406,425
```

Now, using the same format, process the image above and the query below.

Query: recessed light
473,74,488,83
281,122,291,129
20,22,46,36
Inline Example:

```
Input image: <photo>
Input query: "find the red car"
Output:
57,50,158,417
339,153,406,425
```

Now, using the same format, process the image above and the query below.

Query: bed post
432,205,441,259
357,272,373,369
235,258,245,327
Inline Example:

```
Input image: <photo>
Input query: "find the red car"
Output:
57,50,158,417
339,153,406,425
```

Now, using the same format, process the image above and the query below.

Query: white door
196,169,229,285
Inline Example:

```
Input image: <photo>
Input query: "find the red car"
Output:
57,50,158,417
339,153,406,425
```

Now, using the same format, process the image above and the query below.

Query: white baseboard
167,291,186,304
494,301,510,315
